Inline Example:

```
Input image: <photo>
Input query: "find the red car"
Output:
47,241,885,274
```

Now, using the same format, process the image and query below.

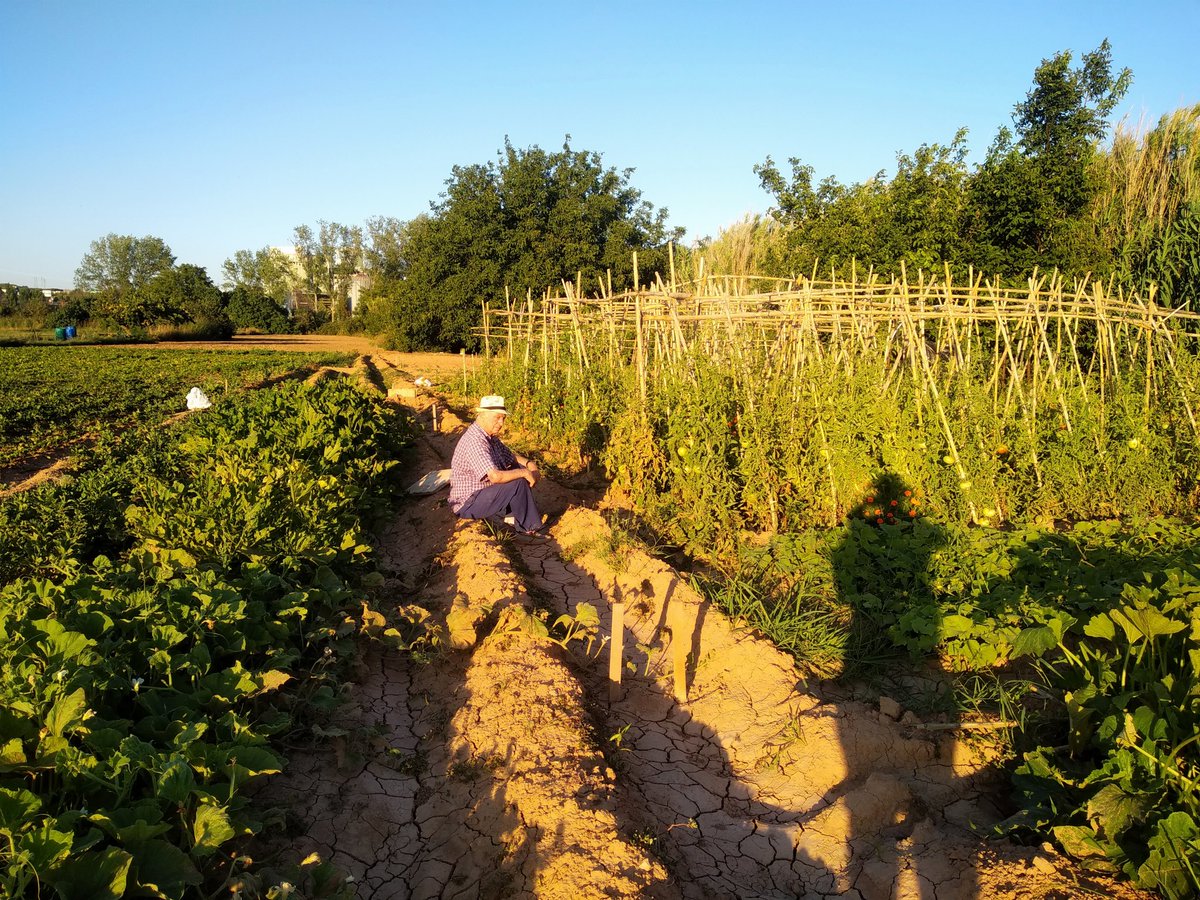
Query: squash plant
0,376,415,898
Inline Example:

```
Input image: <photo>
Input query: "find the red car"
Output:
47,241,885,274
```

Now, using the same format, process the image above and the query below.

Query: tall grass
1092,105,1200,308
674,214,790,281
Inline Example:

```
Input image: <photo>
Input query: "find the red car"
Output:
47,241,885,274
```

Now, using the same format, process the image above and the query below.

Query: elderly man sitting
448,395,546,535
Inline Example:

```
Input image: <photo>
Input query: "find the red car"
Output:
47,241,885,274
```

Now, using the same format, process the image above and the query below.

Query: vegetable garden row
475,267,1200,897
0,347,353,469
1,349,412,899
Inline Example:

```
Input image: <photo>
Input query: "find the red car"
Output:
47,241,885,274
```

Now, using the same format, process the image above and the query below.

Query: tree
292,221,364,320
967,40,1131,274
47,293,93,329
221,247,294,302
106,264,227,331
224,285,291,333
74,234,175,297
885,129,972,270
363,216,410,280
0,283,47,318
385,137,682,350
755,133,971,276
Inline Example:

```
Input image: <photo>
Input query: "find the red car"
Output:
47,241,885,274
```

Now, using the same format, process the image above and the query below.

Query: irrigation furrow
511,508,1144,899
254,456,672,899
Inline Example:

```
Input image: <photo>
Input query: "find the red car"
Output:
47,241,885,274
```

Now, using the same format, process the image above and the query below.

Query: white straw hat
476,395,507,412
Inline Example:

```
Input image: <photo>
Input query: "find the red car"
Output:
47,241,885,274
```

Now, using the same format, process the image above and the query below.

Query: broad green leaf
1110,605,1186,644
49,846,133,900
1131,705,1168,742
252,670,292,694
517,612,549,640
1083,613,1116,640
1012,625,1058,658
446,606,479,650
0,737,26,765
938,613,975,639
1087,784,1154,838
170,721,208,750
132,839,202,892
45,688,89,738
224,745,283,778
156,757,195,804
573,602,600,629
87,811,173,847
116,819,173,847
18,821,73,871
33,620,95,663
191,803,235,857
1053,824,1109,860
0,787,41,830
1137,812,1200,895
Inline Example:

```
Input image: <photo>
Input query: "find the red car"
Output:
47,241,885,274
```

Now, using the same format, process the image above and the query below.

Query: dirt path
254,386,1152,900
147,334,480,385
255,394,671,899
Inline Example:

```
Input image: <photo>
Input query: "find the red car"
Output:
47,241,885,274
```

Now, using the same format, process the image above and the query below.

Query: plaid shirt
448,422,519,511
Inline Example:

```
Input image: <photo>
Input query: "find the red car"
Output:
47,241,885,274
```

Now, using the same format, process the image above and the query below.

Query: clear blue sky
1,0,1197,289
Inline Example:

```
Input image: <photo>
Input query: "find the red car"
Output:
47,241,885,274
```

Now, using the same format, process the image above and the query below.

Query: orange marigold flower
904,489,912,497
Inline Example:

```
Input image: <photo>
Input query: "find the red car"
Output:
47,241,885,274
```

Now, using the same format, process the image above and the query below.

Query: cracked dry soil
255,389,1153,900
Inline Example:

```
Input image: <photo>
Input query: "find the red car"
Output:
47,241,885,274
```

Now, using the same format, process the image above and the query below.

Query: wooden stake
609,601,624,704
671,603,689,704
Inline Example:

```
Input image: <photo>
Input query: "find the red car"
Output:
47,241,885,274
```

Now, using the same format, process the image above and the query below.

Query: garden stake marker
609,599,624,704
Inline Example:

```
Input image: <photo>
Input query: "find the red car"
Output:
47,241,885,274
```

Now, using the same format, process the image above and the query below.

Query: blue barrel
65,325,76,339
54,326,66,340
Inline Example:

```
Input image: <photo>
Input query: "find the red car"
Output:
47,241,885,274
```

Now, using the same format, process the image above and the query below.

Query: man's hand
487,464,540,488
518,456,540,486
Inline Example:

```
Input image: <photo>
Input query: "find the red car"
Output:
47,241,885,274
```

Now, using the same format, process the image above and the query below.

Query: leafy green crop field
0,373,417,898
0,346,353,468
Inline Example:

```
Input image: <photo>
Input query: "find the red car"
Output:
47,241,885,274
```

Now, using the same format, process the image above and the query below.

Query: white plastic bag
186,387,212,410
407,468,451,495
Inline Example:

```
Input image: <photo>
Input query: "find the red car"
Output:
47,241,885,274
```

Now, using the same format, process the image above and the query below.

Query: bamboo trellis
474,263,1200,527
481,268,1200,387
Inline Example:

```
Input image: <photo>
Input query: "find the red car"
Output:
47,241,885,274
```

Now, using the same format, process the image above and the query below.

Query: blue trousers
455,479,542,532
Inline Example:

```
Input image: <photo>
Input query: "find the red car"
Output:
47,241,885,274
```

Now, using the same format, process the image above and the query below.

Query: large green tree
292,221,364,320
967,40,1131,274
220,247,294,302
754,130,971,276
224,285,290,333
755,42,1132,282
382,138,682,351
74,234,175,296
107,263,227,331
